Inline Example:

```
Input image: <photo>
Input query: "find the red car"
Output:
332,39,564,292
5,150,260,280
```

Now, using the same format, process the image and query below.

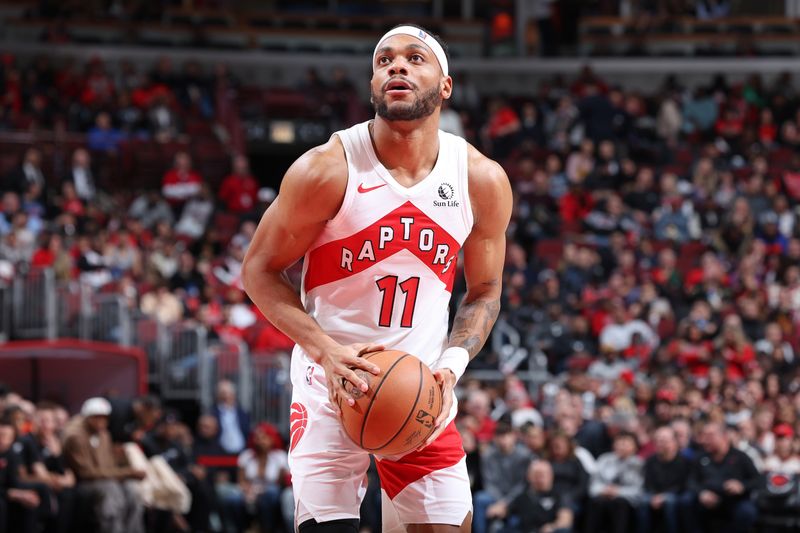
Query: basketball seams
358,352,412,448
363,360,425,453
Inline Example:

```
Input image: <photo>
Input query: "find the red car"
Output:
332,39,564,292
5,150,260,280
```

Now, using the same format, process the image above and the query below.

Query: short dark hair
136,395,162,411
494,421,514,436
615,430,639,449
387,23,450,65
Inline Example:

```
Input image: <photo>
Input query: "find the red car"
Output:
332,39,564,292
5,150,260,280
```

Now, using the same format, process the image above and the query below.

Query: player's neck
370,116,440,178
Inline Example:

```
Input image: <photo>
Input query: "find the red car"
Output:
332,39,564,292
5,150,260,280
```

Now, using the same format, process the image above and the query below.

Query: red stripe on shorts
375,421,465,500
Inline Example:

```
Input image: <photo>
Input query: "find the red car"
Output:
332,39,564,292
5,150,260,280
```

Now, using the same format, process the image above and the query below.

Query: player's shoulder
287,135,347,186
465,143,510,194
465,143,512,224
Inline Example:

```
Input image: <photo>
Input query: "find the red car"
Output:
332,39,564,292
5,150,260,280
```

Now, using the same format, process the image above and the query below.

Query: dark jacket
688,447,762,499
644,453,690,495
211,404,250,453
552,456,589,502
508,487,571,533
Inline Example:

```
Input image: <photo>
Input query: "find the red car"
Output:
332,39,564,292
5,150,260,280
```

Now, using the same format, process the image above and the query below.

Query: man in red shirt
161,151,203,212
218,154,259,214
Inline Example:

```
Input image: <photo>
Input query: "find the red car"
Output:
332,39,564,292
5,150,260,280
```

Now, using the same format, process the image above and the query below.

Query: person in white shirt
65,149,96,203
222,423,293,533
438,100,465,138
763,424,800,475
586,431,644,533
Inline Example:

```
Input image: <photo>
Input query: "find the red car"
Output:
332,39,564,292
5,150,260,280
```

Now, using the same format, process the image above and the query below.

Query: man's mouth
384,79,413,94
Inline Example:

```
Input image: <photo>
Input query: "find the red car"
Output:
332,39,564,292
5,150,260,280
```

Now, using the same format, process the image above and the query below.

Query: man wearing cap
764,424,800,475
63,397,146,533
242,21,511,533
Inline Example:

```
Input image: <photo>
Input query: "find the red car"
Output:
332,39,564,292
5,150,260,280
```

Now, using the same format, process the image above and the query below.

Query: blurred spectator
221,423,292,533
763,424,800,475
31,233,73,280
11,403,76,533
63,397,146,533
578,82,615,143
459,423,483,494
128,190,174,230
518,102,545,147
637,426,691,533
439,99,465,138
546,431,590,507
219,155,259,215
686,421,760,533
559,174,594,225
502,460,573,533
473,422,532,533
87,111,126,153
107,395,163,446
213,380,250,455
586,431,643,533
140,281,183,325
682,88,717,135
0,416,40,533
148,411,213,532
63,148,96,204
175,183,214,241
482,98,520,159
3,147,45,197
148,93,181,142
149,237,180,280
161,152,203,212
464,389,496,444
696,0,731,19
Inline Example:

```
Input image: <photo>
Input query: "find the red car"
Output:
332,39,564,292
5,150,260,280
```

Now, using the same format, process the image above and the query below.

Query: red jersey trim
375,421,465,500
304,202,460,293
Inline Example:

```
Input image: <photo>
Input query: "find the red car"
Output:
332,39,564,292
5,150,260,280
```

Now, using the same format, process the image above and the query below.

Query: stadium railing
2,267,296,431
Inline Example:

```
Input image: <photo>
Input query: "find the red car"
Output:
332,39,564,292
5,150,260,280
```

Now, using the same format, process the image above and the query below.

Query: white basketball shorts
288,358,472,529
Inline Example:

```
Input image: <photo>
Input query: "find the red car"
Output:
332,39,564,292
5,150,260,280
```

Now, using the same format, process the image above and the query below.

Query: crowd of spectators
0,53,242,145
440,63,800,532
0,380,293,533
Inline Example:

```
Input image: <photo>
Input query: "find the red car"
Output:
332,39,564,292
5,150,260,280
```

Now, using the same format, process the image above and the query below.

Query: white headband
372,25,449,77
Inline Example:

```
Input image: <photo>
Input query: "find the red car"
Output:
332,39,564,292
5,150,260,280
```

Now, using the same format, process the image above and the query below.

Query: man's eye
411,54,423,62
378,56,390,64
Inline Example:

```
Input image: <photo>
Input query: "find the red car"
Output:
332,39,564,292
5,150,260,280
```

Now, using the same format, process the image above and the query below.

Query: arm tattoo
449,281,501,359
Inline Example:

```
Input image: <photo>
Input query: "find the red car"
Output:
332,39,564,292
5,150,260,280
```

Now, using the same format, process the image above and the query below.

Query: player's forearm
447,283,501,359
243,268,337,362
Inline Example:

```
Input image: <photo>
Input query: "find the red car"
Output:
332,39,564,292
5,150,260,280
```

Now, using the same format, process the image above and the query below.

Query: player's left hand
417,368,456,450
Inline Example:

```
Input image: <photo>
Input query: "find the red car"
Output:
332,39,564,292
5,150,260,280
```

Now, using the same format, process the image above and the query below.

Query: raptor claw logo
289,402,308,452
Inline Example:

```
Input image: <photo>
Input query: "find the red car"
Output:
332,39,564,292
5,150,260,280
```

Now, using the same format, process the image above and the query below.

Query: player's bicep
246,196,327,273
244,142,346,273
463,155,512,296
461,229,505,296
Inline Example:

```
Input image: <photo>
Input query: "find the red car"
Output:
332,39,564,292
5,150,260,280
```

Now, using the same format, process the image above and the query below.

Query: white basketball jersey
295,120,473,368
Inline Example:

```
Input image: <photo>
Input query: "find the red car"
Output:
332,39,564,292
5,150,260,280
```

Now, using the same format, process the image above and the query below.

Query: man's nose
388,61,408,76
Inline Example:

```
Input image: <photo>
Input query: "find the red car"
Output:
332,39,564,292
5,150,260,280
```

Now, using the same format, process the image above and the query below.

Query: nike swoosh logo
357,183,387,194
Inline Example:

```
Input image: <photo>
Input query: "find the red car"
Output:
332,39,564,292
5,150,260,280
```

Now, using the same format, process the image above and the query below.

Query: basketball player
242,24,512,533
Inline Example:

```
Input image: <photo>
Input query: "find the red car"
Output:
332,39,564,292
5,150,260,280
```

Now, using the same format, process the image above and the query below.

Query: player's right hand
319,342,383,416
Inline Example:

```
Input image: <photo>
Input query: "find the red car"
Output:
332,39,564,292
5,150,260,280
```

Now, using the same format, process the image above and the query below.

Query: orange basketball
339,350,443,456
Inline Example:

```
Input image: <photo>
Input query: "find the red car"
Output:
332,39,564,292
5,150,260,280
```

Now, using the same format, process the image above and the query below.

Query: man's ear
441,76,453,100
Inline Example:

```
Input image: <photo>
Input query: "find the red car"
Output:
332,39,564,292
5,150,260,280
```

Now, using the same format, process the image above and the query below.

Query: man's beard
372,85,441,121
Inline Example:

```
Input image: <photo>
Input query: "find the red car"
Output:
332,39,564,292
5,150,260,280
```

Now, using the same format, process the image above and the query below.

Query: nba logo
305,365,314,385
418,29,427,40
